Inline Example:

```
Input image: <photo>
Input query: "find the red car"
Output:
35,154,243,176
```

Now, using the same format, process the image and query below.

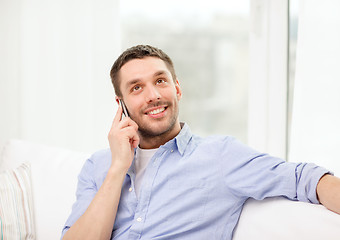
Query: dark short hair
110,45,177,97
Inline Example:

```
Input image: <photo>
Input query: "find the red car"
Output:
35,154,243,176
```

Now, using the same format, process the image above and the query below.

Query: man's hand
108,104,139,173
317,174,340,215
62,105,139,240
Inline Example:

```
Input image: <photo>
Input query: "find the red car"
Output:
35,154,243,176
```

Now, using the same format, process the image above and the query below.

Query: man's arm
62,106,139,240
317,174,340,214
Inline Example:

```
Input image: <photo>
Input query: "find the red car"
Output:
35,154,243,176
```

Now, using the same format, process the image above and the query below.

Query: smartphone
119,99,129,118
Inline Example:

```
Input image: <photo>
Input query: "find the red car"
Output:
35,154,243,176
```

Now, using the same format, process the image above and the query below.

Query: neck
138,122,182,149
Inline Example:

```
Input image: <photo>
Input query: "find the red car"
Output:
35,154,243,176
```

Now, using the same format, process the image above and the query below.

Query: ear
115,96,120,105
175,79,182,100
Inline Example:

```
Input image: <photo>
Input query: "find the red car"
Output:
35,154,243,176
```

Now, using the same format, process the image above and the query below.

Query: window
287,0,299,157
120,0,250,142
288,0,340,173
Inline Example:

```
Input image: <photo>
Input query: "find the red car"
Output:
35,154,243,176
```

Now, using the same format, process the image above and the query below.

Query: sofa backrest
0,139,90,240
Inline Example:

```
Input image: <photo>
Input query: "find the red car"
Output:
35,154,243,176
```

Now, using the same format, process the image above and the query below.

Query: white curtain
289,0,340,174
0,0,120,152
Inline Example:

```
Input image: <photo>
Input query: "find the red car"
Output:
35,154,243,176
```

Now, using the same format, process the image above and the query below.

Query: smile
146,107,166,115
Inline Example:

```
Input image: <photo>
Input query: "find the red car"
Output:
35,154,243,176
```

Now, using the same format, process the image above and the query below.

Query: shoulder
204,135,233,143
194,134,235,149
187,134,232,154
82,148,111,174
90,148,111,161
192,134,261,159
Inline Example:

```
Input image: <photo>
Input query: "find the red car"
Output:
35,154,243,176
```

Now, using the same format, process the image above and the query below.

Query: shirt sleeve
219,137,332,203
60,157,98,239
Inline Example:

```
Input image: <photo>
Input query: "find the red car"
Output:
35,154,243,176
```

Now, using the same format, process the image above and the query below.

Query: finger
121,125,139,139
117,116,138,131
112,104,123,127
127,118,139,131
117,117,132,129
131,134,140,149
119,126,139,147
128,133,140,148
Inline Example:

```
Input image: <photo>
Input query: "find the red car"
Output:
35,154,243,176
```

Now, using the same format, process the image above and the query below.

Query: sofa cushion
233,197,340,240
0,139,90,240
0,162,35,239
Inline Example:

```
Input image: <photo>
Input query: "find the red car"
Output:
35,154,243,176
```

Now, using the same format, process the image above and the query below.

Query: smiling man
61,45,340,240
116,56,182,149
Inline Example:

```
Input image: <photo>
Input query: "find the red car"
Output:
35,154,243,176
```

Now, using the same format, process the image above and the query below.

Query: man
62,45,340,240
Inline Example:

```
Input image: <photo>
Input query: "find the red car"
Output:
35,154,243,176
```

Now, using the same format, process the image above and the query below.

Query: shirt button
170,149,174,153
129,187,132,192
136,217,142,222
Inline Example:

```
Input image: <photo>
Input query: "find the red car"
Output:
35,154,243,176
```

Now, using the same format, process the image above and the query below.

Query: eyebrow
125,79,141,88
125,71,169,88
154,70,168,77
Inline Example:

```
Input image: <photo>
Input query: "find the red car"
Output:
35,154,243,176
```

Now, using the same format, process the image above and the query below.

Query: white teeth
148,107,165,115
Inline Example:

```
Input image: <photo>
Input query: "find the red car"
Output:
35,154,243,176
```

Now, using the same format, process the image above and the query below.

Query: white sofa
1,139,340,240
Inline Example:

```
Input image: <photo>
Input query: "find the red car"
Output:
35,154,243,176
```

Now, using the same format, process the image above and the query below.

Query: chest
112,150,242,239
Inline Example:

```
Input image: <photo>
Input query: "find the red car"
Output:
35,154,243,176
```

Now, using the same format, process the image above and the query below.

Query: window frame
248,0,289,159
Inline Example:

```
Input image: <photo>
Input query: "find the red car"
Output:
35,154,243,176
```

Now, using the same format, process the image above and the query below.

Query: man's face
118,57,182,139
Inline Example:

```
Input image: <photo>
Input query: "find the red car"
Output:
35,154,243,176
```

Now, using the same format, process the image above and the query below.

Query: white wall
0,0,120,152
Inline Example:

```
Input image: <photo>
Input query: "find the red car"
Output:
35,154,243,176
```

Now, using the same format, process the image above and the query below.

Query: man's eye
157,79,165,84
132,85,141,91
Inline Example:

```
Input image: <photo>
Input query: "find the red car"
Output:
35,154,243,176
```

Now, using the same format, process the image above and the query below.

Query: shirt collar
128,122,192,176
170,122,193,156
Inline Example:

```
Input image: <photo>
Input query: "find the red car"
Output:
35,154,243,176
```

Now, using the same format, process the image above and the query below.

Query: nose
145,85,161,103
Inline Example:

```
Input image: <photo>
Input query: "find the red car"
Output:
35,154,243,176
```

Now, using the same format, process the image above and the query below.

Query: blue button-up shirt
62,123,329,239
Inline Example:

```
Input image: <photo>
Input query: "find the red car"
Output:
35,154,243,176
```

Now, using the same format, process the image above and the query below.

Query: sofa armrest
233,197,340,240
